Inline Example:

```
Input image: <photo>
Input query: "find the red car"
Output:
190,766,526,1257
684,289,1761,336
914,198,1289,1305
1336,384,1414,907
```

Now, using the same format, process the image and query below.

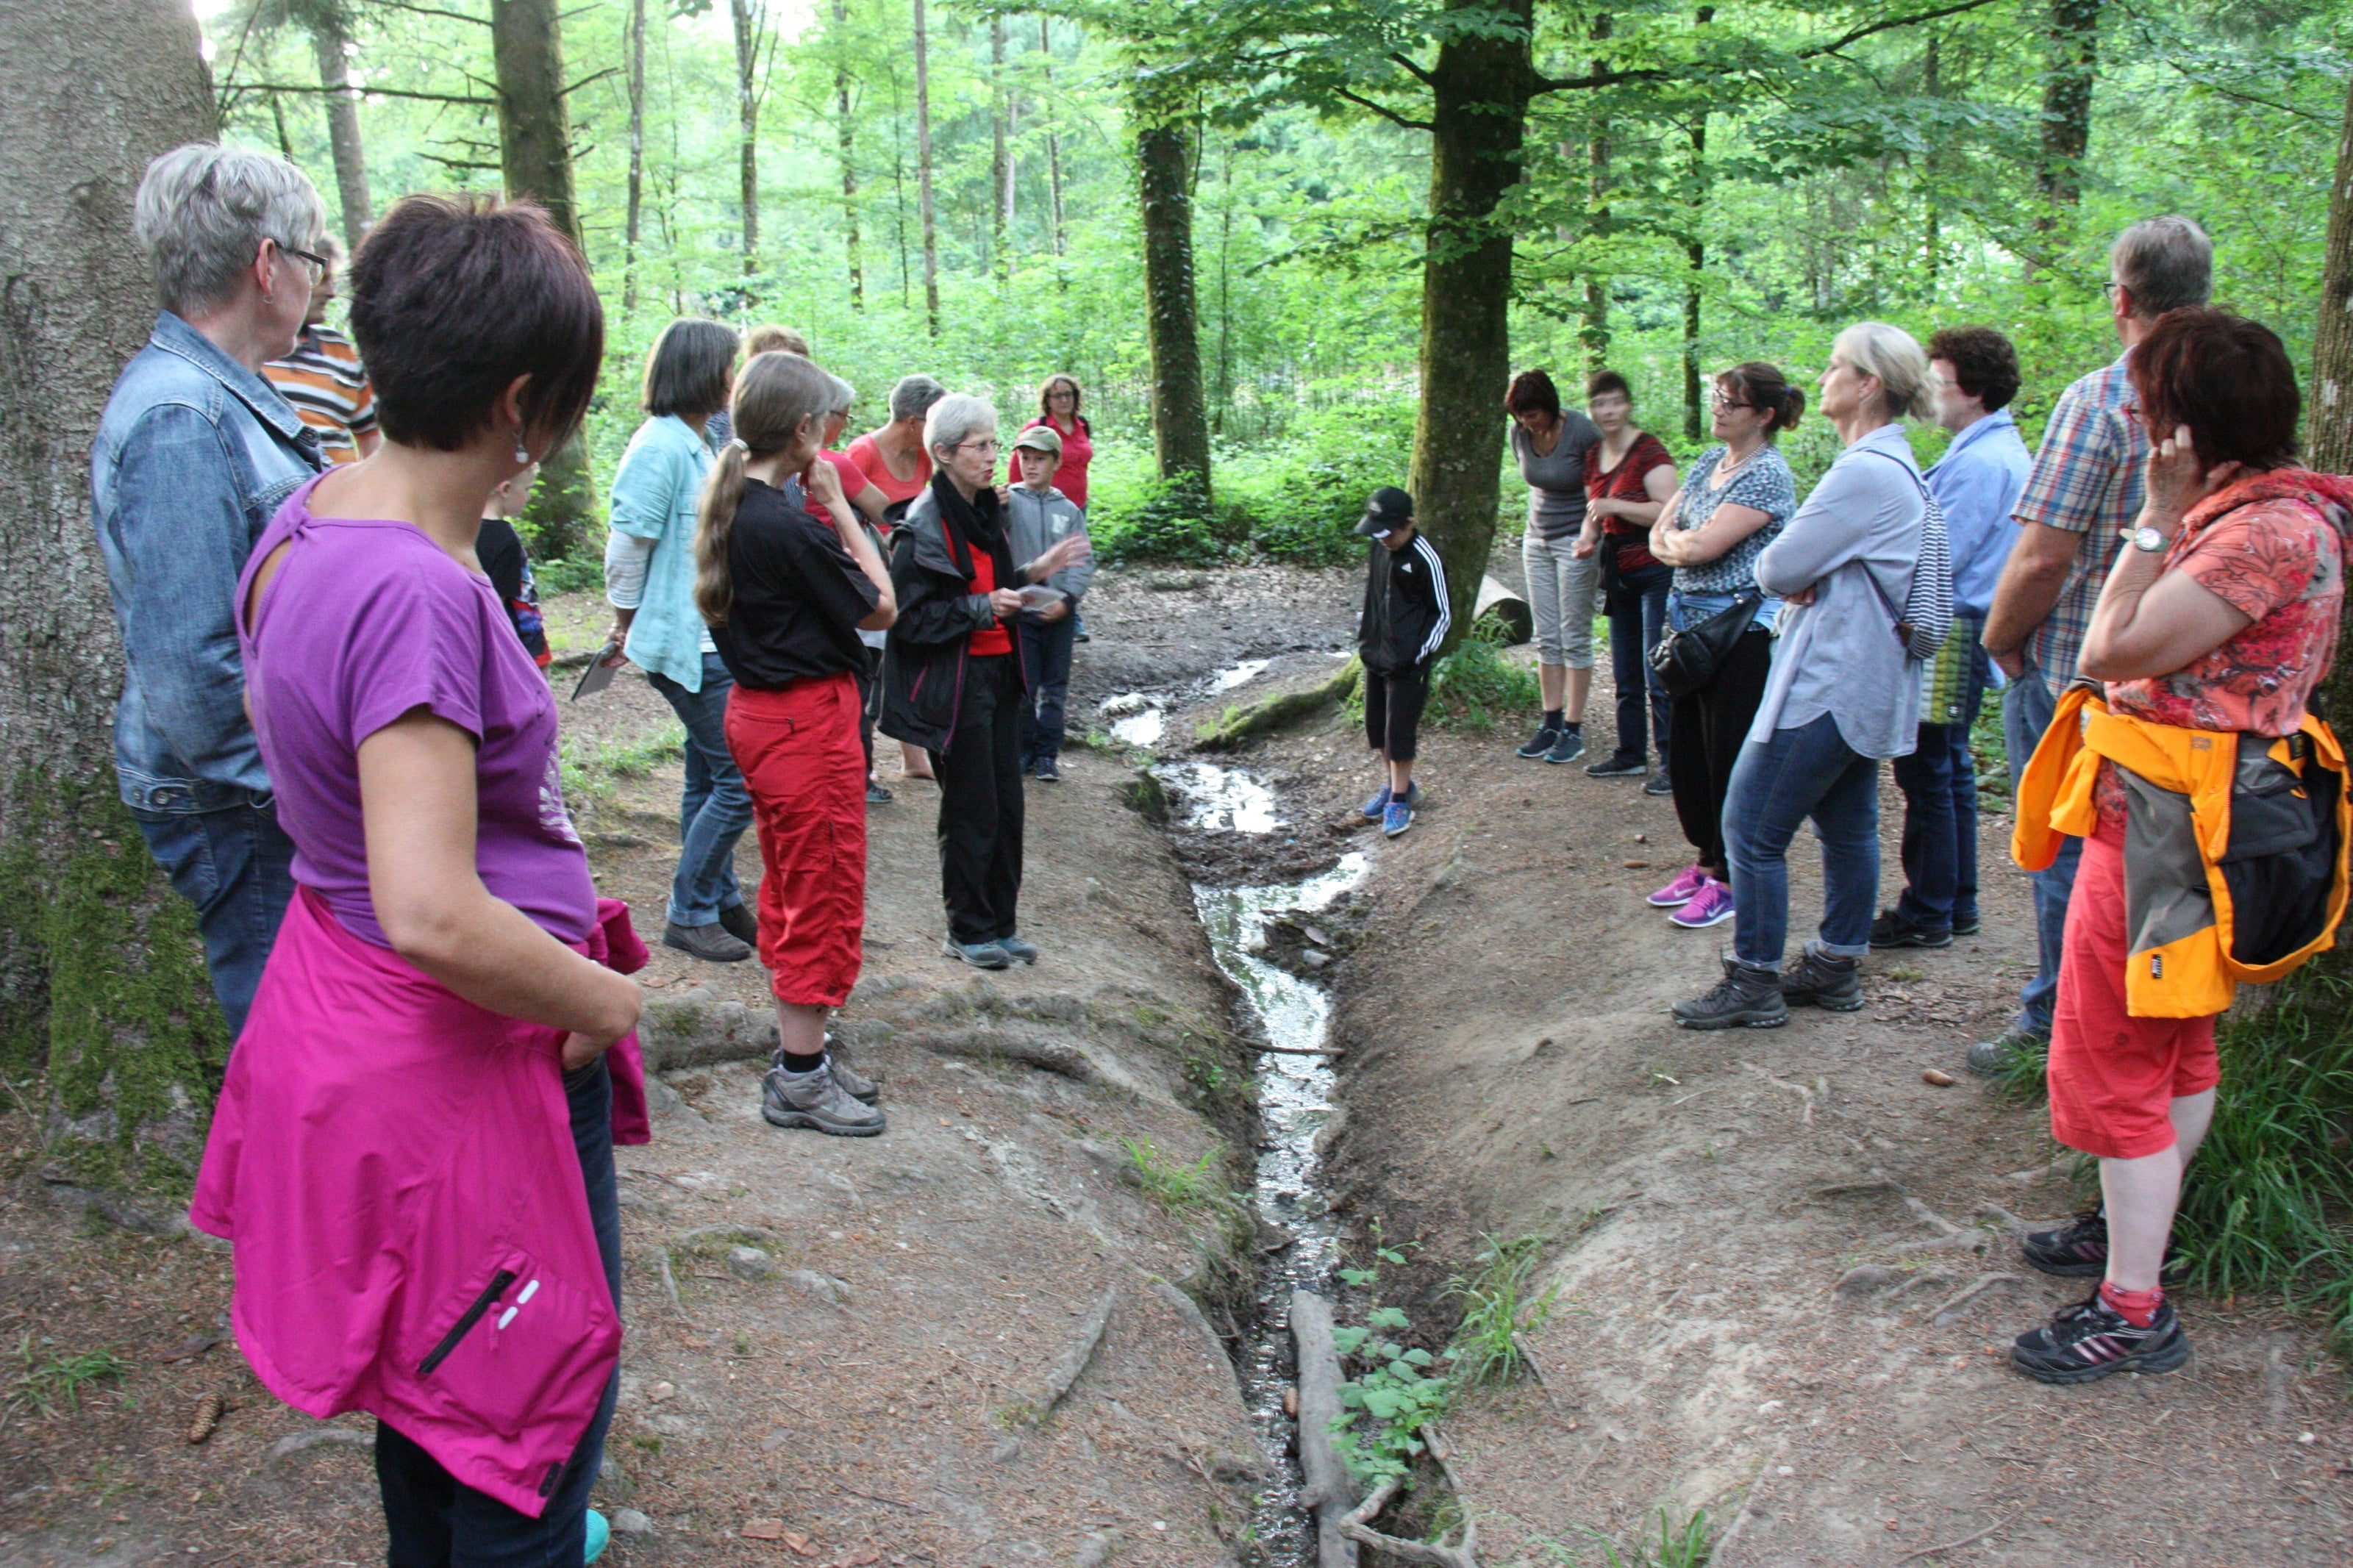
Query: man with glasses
1974,217,2213,1080
263,232,381,465
90,144,329,1034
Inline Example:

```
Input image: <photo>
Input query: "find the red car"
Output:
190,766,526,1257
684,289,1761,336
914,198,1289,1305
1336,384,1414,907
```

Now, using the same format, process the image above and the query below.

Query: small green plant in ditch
1427,615,1541,734
1330,1233,1452,1484
1443,1234,1558,1388
10,1335,127,1420
1122,1137,1222,1211
1574,1505,1715,1567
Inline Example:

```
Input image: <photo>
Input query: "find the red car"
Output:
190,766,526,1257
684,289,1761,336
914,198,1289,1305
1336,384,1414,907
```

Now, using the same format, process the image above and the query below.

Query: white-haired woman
91,142,331,1036
1677,322,1952,1029
879,395,1087,967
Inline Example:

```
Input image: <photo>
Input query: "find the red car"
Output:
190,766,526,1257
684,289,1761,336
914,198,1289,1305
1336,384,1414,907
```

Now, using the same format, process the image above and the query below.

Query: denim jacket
90,312,325,813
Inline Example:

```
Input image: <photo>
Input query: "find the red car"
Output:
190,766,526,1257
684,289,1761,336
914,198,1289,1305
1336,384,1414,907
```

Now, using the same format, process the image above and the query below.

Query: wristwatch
2126,525,2169,554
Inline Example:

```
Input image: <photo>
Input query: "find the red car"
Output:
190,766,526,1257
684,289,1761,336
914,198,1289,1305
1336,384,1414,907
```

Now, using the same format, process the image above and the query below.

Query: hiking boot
1032,757,1061,782
1869,908,1953,949
1543,729,1588,765
665,920,753,963
1673,958,1787,1029
2010,1291,2190,1384
1649,864,1710,908
819,1048,881,1104
998,934,1040,964
1780,947,1863,1012
1515,723,1562,760
1643,769,1674,797
1585,751,1646,778
762,1059,886,1136
941,934,1013,970
1382,798,1415,837
718,903,759,947
1668,878,1735,928
1967,1030,2045,1078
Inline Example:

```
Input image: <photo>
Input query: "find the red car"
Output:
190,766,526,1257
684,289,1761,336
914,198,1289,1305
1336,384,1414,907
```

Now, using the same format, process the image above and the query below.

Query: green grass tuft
1442,1234,1558,1387
11,1335,127,1420
1121,1136,1223,1211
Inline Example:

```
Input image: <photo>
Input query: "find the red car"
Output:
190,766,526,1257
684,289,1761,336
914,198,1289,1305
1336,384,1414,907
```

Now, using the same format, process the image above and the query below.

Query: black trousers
1668,626,1773,878
932,653,1026,944
854,643,881,773
376,1056,621,1567
1363,664,1430,762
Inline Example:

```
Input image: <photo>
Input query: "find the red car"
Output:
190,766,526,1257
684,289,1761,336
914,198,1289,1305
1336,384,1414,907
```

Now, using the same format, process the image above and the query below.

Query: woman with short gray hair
90,142,330,1035
880,394,1087,967
1675,321,1952,1030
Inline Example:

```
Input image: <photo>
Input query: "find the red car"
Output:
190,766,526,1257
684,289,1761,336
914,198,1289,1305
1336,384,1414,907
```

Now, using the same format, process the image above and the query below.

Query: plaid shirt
2013,349,2144,696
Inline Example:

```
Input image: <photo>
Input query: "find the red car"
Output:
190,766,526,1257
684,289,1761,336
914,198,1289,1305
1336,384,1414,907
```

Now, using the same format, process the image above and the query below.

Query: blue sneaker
585,1508,611,1564
1382,798,1414,837
1361,784,1393,817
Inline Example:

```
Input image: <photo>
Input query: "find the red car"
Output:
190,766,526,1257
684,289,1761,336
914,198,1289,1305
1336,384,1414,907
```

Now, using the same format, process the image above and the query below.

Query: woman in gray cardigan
1676,322,1952,1030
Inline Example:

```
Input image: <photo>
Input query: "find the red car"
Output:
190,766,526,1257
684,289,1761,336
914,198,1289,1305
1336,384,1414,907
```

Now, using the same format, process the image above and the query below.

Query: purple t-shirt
237,475,596,948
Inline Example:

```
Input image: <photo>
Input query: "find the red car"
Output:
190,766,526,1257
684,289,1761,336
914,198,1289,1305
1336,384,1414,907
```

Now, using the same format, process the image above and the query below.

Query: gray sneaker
942,934,1013,969
1543,728,1588,765
1968,1031,2046,1078
797,1039,880,1103
762,1062,885,1136
997,934,1039,964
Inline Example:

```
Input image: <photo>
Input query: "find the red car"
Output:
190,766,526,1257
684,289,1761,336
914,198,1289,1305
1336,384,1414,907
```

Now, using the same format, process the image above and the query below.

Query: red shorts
724,672,867,1009
2046,816,2221,1160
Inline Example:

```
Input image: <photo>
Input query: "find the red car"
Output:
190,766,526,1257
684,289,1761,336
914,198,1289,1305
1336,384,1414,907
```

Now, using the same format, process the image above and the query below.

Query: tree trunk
1042,18,1065,259
490,0,596,559
2309,69,2353,478
1406,0,1534,656
1921,29,1942,292
990,17,1009,280
0,0,227,1192
310,17,373,246
1580,14,1613,371
1681,116,1707,443
913,0,939,334
1134,69,1211,492
2035,0,2099,230
730,0,761,276
834,0,862,309
624,0,646,313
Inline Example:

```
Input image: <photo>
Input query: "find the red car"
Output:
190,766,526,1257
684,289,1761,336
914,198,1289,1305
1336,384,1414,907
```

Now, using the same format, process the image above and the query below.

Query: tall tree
0,0,226,1189
2035,0,2099,234
625,0,647,313
990,16,1010,279
307,4,374,244
1679,112,1707,442
490,0,596,558
2310,67,2353,479
1134,67,1212,493
1040,16,1066,259
731,0,766,275
835,0,863,308
1580,14,1614,371
913,0,940,333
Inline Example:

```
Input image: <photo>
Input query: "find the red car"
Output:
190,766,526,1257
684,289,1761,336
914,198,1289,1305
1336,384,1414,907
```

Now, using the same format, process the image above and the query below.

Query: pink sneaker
1668,878,1735,928
1648,863,1710,908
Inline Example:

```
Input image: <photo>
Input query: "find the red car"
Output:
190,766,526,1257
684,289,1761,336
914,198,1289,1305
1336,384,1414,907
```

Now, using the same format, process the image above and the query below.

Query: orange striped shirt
263,325,377,465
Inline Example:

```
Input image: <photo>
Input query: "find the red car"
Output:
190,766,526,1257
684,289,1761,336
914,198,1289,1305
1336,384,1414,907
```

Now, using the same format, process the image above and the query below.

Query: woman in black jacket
879,393,1087,969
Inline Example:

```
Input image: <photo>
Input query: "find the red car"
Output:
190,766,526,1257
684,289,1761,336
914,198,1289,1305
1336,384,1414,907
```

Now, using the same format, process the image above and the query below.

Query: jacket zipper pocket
418,1268,517,1375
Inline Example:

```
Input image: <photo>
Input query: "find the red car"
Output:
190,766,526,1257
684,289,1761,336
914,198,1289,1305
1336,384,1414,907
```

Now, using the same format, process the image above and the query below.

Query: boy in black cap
1355,485,1450,837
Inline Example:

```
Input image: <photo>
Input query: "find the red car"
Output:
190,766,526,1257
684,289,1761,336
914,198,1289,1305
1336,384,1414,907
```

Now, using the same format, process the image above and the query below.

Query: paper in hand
1016,584,1063,611
571,640,623,701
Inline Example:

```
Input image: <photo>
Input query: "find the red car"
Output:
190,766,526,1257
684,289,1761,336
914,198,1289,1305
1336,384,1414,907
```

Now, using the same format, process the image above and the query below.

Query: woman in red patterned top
1023,374,1093,509
1580,370,1680,790
2007,309,2353,1386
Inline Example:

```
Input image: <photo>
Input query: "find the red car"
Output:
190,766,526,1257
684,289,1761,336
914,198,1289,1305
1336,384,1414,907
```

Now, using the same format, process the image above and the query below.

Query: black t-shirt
713,477,881,690
474,515,549,665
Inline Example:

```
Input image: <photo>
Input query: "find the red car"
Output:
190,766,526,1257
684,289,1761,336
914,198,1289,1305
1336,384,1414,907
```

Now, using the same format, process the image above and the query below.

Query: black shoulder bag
1648,589,1763,698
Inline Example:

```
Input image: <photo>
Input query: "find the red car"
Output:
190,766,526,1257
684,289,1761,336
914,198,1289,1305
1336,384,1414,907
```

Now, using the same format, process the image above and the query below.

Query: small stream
1101,673,1357,1568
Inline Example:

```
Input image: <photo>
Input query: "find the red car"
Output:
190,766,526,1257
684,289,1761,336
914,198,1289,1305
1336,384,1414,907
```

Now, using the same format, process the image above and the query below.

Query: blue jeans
1018,615,1079,765
1725,712,1881,971
1604,562,1672,770
1890,645,1989,934
646,652,751,927
2002,658,2079,1037
376,1055,621,1565
132,799,298,1038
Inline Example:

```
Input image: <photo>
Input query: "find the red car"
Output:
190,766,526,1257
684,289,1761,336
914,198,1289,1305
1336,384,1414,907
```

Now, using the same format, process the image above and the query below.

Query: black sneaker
718,903,760,947
1585,752,1647,778
1642,769,1674,796
1032,757,1061,782
1868,908,1954,949
1515,724,1562,760
1967,1030,2045,1078
2021,1206,2188,1282
1672,959,1787,1029
2010,1291,2189,1384
867,779,895,803
1953,912,1982,936
1544,728,1588,765
1780,948,1863,1011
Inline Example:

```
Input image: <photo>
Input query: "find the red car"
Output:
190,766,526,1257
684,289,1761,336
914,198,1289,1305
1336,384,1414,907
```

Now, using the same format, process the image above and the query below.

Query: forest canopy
201,0,2349,565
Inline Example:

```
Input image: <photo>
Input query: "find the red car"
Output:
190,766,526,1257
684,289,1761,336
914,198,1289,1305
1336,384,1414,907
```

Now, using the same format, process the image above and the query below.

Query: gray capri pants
1522,528,1598,669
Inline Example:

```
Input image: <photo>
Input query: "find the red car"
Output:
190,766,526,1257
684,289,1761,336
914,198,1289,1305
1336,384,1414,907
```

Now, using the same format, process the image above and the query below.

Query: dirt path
1188,642,2353,1566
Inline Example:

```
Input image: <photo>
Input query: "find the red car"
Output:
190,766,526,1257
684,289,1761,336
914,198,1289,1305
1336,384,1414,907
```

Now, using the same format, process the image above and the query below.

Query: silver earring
515,441,531,465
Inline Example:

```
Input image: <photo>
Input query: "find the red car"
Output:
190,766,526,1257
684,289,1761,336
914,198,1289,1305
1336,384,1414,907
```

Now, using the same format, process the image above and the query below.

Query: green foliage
1121,1136,1223,1211
1567,1507,1715,1568
1089,473,1229,566
10,1334,128,1421
531,556,604,598
1427,616,1543,734
1329,1234,1452,1485
1217,401,1419,565
559,723,688,803
1442,1234,1559,1388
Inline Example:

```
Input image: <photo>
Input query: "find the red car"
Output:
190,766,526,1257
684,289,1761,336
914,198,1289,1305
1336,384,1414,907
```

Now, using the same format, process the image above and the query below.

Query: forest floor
0,556,2347,1568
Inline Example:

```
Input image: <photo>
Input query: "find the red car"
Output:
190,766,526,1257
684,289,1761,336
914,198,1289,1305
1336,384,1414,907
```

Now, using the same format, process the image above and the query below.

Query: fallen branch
1257,1044,1346,1058
1196,660,1361,751
902,1026,1100,1082
1738,1060,1818,1123
1023,1286,1118,1423
1338,1425,1478,1568
1892,1515,2010,1564
1290,1291,1360,1568
1927,1273,2024,1328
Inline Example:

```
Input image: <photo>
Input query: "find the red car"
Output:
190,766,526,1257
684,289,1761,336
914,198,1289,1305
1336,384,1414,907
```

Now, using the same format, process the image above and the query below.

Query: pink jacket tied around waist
190,888,650,1517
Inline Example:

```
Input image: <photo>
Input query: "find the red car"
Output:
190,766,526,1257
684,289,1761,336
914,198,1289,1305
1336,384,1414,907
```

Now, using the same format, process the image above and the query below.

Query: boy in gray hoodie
1007,423,1096,780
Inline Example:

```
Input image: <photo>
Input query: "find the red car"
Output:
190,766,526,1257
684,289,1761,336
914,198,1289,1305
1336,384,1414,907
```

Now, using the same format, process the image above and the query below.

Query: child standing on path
1356,487,1450,838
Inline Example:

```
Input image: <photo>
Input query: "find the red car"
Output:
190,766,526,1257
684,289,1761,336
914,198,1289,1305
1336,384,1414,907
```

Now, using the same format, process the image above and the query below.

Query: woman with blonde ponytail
701,350,897,1136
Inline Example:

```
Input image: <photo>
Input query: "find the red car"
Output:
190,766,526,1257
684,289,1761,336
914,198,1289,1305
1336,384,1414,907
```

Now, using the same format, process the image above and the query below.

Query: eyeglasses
2102,280,2126,301
956,438,1001,454
1710,393,1757,412
1048,389,1076,401
278,241,331,284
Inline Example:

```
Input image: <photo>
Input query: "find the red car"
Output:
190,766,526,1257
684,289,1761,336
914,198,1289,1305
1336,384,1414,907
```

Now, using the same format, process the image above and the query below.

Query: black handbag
1648,590,1763,698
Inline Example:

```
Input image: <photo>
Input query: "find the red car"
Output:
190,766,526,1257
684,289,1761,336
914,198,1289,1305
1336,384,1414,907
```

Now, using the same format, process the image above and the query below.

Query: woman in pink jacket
192,194,642,1564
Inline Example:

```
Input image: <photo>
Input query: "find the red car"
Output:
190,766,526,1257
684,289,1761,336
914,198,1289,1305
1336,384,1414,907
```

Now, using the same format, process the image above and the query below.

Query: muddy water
1113,676,1358,1567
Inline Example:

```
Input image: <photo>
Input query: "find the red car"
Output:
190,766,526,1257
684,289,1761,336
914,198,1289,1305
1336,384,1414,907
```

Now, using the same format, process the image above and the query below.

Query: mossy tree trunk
0,0,232,1192
1405,0,1535,658
1135,68,1211,497
492,0,599,561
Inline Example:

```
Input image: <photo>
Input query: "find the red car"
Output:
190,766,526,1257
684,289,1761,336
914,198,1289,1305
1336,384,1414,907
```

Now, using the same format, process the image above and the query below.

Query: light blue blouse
607,415,716,690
